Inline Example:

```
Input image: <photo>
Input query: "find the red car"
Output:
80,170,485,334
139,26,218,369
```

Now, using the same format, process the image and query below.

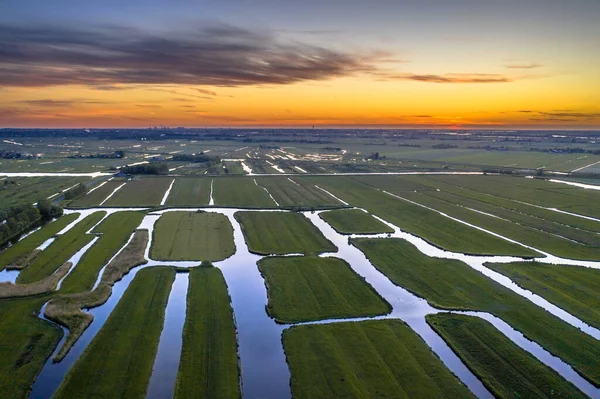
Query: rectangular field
54,267,176,399
151,212,235,261
104,178,172,207
213,178,276,208
0,177,90,208
175,267,240,399
70,181,125,207
258,256,390,323
283,320,475,398
235,211,336,255
164,178,211,207
255,177,342,208
319,209,393,234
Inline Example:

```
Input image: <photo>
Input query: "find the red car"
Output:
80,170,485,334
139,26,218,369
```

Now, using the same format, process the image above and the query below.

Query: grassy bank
258,256,390,323
319,209,393,234
16,212,106,284
486,261,600,330
165,178,211,206
175,267,240,399
151,212,235,261
59,211,145,294
283,320,475,398
54,267,175,399
0,213,79,271
353,237,600,386
427,313,586,398
235,211,336,255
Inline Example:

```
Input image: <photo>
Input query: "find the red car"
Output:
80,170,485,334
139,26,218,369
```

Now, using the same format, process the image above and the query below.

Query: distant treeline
0,201,63,246
68,151,124,159
121,163,169,175
0,150,37,159
64,183,87,200
432,144,458,149
172,153,219,164
530,147,600,155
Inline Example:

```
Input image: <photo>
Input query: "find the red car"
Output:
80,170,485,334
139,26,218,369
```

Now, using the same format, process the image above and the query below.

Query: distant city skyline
1,0,599,129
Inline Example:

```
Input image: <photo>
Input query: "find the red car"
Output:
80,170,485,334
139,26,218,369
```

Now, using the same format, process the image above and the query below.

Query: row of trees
121,163,169,175
0,201,62,246
64,183,87,200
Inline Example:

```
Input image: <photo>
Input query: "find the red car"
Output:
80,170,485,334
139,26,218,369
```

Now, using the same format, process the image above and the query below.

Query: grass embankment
45,230,149,361
487,261,600,330
258,256,390,323
427,313,586,399
255,177,343,208
165,178,211,206
0,213,79,271
284,320,475,398
151,212,235,261
0,295,62,399
305,176,537,257
0,262,71,299
16,212,106,284
213,177,277,207
235,211,336,255
59,211,145,294
103,178,172,206
319,209,393,234
53,267,175,399
69,181,124,207
175,267,240,399
353,237,600,386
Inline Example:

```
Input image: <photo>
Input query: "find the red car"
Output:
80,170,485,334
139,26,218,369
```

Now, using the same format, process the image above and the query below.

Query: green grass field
427,313,586,399
305,176,538,257
0,177,89,208
0,213,79,271
151,212,235,261
0,295,62,399
235,211,336,255
213,177,277,208
16,212,106,284
165,178,211,206
284,320,475,398
175,267,240,399
353,237,600,385
59,211,146,294
258,256,390,323
486,261,600,330
103,178,172,207
70,181,124,207
54,267,176,399
319,209,393,234
255,177,342,208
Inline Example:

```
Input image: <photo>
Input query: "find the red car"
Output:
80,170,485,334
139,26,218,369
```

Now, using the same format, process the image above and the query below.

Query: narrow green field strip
487,261,600,330
164,178,211,206
54,267,176,399
284,320,475,398
151,212,235,261
258,256,390,323
175,267,240,399
353,237,600,386
320,209,393,234
397,189,600,260
255,177,341,208
235,211,336,255
305,176,536,257
69,181,125,207
59,211,146,294
427,314,586,399
16,212,106,284
0,176,89,209
104,178,172,206
0,213,79,271
0,295,62,399
213,177,276,208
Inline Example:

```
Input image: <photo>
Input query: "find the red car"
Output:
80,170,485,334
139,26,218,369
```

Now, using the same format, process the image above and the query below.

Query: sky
1,0,599,129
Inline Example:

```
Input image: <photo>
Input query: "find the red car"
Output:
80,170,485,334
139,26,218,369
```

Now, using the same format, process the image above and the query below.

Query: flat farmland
487,261,600,330
258,256,390,323
175,267,240,399
164,178,211,206
427,314,586,399
255,176,342,208
103,178,172,207
0,177,90,208
70,180,125,207
284,320,476,398
353,237,600,385
54,267,176,399
213,177,276,208
235,212,336,255
319,209,393,234
151,212,235,261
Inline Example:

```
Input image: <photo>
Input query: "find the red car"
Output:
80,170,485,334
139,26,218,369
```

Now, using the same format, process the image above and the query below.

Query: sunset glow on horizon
1,0,599,129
